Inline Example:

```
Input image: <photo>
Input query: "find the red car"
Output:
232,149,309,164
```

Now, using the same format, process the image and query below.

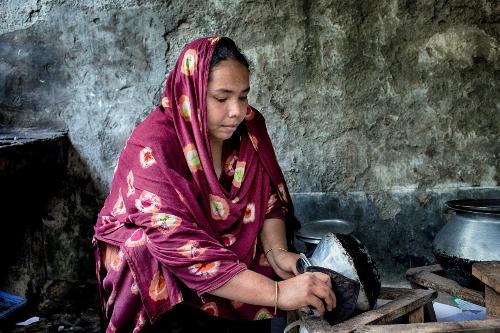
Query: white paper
16,316,40,326
433,301,486,322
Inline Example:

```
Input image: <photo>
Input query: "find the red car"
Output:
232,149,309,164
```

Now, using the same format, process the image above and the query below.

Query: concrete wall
1,0,499,299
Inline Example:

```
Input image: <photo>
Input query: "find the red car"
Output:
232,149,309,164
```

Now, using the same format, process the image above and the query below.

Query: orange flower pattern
125,229,146,248
188,261,220,277
207,36,221,45
243,203,255,224
223,151,238,176
111,189,126,216
277,183,288,203
267,193,277,214
178,240,206,259
254,308,273,320
249,133,259,150
209,194,230,220
127,170,135,197
131,281,139,295
178,95,192,122
149,271,168,301
110,250,124,271
151,213,182,233
140,147,156,168
161,96,170,108
221,234,236,247
135,190,162,213
232,161,246,188
183,143,202,173
181,49,198,76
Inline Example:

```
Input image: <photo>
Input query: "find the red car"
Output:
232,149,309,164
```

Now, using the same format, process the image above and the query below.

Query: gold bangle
265,247,288,257
274,281,279,315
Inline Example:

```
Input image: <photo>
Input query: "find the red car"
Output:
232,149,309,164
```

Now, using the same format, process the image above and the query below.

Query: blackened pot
432,199,500,289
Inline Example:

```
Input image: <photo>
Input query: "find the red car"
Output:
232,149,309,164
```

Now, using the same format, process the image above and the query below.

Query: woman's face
206,59,250,144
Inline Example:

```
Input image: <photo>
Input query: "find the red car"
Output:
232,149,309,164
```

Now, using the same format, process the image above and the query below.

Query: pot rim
447,199,500,215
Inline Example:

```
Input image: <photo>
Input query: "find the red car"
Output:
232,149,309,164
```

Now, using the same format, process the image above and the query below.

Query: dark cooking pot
432,199,500,289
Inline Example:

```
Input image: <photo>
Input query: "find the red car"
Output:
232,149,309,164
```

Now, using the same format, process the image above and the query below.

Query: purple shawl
93,37,298,332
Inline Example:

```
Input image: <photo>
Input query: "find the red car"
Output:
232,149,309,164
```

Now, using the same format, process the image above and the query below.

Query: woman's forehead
208,60,249,92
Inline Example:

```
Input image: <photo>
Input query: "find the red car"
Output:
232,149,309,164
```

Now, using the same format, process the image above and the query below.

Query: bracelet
265,247,288,257
274,281,279,315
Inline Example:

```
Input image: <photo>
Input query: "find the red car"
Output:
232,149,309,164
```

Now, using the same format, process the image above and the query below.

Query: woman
93,37,335,332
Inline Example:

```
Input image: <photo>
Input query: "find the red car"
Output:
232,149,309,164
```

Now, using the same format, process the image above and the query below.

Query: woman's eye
215,98,227,103
239,96,248,101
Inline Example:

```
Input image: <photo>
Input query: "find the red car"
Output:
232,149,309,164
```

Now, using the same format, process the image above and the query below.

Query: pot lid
296,219,355,241
447,199,500,215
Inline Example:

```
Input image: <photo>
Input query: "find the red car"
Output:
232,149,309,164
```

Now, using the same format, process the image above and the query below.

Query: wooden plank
423,302,437,322
406,264,443,276
297,287,414,333
354,319,500,333
407,306,425,323
407,270,485,306
300,289,437,333
379,287,411,300
473,262,500,294
485,285,500,319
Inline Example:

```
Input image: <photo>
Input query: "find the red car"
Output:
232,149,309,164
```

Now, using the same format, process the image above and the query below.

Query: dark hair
209,37,250,74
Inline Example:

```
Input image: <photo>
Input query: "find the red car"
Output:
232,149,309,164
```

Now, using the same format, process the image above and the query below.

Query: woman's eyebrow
211,87,250,94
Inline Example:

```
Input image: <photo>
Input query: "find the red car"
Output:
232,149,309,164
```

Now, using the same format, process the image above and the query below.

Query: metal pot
294,219,355,254
308,233,381,311
432,199,500,289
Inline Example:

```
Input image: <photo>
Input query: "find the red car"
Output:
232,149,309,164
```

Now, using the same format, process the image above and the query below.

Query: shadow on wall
0,130,103,316
0,22,70,128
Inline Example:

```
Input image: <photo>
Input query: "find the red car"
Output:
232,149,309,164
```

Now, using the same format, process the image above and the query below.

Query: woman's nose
228,101,245,118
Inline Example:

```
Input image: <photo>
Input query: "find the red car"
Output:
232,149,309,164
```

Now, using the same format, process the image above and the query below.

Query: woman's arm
209,269,336,315
210,218,336,314
260,218,300,279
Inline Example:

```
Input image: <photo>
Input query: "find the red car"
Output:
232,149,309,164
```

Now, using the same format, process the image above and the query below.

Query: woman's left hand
266,250,300,279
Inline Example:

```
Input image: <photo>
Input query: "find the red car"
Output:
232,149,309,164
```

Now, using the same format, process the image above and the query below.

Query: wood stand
472,262,500,319
295,263,500,332
406,262,500,319
297,287,437,333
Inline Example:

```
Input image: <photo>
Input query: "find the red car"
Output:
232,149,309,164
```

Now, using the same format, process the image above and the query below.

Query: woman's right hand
277,272,336,315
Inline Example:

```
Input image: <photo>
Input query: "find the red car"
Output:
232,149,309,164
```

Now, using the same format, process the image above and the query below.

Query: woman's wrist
265,246,288,258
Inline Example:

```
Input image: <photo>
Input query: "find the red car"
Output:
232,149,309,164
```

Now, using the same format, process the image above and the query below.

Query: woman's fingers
308,295,326,315
311,277,335,312
313,272,332,290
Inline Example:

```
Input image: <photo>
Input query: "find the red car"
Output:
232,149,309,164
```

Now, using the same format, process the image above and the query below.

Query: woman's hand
277,272,336,315
266,249,299,279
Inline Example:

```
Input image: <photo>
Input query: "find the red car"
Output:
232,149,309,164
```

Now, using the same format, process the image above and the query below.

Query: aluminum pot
432,199,500,289
294,219,355,255
308,233,381,311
